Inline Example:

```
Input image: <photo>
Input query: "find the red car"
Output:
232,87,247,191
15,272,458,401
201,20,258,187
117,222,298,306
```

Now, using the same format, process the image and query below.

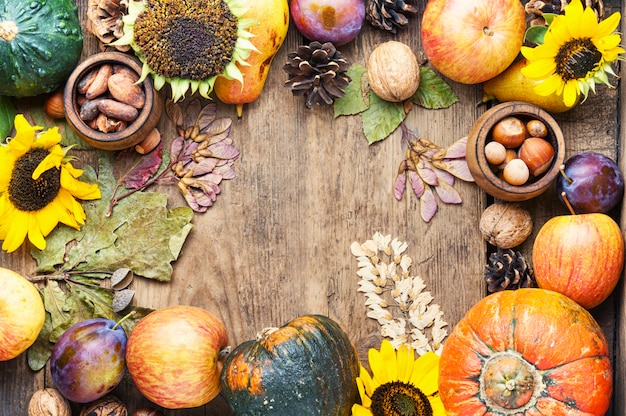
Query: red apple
421,0,526,84
125,305,228,409
0,267,45,361
532,213,624,309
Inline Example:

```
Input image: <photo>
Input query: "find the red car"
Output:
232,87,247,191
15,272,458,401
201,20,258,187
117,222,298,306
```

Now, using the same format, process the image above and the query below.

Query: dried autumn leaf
114,141,164,189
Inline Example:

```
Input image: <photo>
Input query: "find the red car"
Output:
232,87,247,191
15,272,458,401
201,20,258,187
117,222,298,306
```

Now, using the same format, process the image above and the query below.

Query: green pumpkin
221,314,360,416
0,0,83,97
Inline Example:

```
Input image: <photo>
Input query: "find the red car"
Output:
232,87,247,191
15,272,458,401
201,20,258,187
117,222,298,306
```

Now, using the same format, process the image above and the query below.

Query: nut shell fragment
479,202,533,249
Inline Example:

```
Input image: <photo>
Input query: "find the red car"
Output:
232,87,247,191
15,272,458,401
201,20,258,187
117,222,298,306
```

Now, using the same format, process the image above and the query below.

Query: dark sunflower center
134,0,239,80
8,148,61,211
370,381,433,416
555,37,603,80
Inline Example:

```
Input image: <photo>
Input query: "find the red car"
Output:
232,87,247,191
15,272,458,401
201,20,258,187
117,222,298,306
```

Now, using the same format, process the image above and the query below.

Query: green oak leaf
334,64,369,117
27,311,54,371
362,92,406,144
411,67,459,109
0,96,16,141
32,151,193,281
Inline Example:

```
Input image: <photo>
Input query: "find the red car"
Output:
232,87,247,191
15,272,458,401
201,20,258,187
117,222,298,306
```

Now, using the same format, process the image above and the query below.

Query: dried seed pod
79,395,128,416
28,388,71,416
479,202,533,249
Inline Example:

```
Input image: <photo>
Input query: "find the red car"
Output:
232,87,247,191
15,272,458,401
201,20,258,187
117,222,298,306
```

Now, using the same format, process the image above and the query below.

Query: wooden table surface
1,0,625,414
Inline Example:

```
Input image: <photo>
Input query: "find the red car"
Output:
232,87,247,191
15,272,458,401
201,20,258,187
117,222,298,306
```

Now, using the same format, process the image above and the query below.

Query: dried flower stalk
351,232,448,355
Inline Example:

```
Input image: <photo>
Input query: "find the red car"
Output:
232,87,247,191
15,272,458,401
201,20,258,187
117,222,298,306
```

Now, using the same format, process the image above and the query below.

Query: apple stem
561,191,578,215
559,164,573,184
113,310,136,330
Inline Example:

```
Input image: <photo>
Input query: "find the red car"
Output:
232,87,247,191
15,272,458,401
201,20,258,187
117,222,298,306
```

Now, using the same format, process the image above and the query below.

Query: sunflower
352,339,445,416
0,115,101,253
114,0,258,102
520,0,625,107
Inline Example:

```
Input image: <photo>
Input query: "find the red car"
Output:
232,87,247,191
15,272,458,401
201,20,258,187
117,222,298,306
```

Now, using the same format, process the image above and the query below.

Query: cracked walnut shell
367,41,420,102
479,202,533,249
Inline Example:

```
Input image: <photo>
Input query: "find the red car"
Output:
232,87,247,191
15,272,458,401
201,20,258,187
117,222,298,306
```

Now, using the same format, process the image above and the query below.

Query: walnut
479,202,533,249
79,395,128,416
367,41,421,102
28,388,71,416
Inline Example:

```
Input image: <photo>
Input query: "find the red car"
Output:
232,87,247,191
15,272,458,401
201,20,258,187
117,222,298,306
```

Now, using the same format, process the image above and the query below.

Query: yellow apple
0,267,45,361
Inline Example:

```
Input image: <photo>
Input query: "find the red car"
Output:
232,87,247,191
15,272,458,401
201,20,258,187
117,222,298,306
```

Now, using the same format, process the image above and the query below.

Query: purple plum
556,151,624,214
290,0,365,46
50,318,127,403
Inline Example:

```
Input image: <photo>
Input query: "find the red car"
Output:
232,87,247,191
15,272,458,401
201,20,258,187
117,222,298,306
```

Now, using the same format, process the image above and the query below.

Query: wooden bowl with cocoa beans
63,51,162,151
466,101,565,201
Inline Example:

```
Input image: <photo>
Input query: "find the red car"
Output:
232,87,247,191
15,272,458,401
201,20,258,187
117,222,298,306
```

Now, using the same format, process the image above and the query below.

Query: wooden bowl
466,101,565,201
63,52,162,151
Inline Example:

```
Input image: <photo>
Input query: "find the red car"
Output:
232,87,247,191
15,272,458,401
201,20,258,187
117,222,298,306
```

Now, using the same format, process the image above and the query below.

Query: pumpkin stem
0,21,19,42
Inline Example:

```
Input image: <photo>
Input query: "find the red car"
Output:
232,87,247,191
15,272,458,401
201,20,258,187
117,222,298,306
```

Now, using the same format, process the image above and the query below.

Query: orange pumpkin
438,288,612,415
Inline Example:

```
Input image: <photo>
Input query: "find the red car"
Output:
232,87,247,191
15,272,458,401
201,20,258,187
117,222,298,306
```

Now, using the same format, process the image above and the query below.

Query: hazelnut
492,116,526,148
135,128,161,154
28,388,71,416
44,88,66,119
367,41,421,102
484,141,507,165
526,119,548,138
79,395,128,416
479,202,533,249
518,137,555,176
502,158,529,185
497,149,518,171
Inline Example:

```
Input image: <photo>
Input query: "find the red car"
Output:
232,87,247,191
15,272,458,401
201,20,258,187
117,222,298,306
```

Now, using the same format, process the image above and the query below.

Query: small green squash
0,0,83,97
221,314,359,415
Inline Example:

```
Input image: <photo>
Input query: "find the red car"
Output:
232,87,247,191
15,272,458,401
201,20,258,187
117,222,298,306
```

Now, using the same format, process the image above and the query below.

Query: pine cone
484,249,536,293
366,0,418,33
283,42,351,109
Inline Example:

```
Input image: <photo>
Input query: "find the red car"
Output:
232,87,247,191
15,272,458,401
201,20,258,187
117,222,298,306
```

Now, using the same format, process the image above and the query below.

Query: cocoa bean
86,64,113,100
77,67,98,94
113,64,140,82
97,99,138,122
108,73,145,109
79,99,103,121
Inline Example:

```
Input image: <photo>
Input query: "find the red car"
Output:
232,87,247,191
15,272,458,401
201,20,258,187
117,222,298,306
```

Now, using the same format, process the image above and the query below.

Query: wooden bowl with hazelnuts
466,101,565,201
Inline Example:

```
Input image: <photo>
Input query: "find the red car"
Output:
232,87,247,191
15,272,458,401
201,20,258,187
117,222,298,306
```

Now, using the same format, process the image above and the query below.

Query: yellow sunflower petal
32,146,63,180
396,343,415,383
351,404,373,416
409,352,440,395
27,215,47,250
534,73,564,96
60,167,101,200
564,0,585,37
1,208,29,252
359,365,377,398
9,115,38,156
368,346,387,385
521,57,557,79
429,395,447,416
380,339,397,382
562,80,581,107
595,11,621,39
356,377,372,408
34,126,62,148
